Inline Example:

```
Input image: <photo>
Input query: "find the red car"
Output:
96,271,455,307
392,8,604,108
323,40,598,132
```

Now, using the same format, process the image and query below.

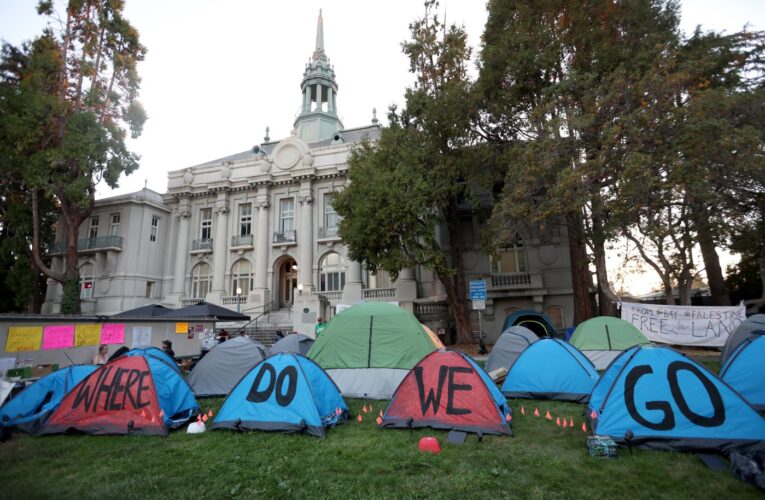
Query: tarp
587,345,765,453
569,316,650,370
163,301,250,321
720,333,765,411
620,302,746,347
0,365,98,433
721,315,765,365
484,326,537,373
188,336,270,397
270,334,315,356
112,304,173,318
501,310,557,338
307,302,439,399
500,338,599,403
42,354,199,436
213,353,349,437
381,350,512,435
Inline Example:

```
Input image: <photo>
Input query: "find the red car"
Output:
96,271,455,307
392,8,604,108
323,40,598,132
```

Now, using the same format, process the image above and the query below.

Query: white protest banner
131,326,152,348
620,302,746,347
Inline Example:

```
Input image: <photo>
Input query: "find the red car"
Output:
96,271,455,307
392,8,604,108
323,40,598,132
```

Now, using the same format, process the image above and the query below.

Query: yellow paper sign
74,324,102,347
6,326,43,352
176,322,189,334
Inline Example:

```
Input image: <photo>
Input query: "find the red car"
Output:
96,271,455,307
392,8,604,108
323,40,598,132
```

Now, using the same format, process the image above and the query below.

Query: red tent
41,355,167,436
380,350,512,435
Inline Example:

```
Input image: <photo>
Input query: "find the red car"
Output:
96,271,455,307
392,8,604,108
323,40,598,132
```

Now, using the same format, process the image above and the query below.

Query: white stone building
42,12,576,342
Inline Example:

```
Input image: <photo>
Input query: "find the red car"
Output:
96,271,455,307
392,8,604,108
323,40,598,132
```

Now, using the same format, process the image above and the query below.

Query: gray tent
721,314,765,365
270,333,315,356
485,326,538,373
187,336,270,397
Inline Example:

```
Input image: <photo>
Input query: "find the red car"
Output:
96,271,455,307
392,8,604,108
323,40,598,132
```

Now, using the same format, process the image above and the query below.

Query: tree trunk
61,205,83,314
590,213,619,317
697,230,730,306
443,198,472,344
438,270,473,345
566,210,594,325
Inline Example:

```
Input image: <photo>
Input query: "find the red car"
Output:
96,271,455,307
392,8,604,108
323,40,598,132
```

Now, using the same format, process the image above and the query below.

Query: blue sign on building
469,280,487,300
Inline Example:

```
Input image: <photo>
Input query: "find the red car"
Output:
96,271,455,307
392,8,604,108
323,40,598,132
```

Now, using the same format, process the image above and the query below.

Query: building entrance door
280,259,298,308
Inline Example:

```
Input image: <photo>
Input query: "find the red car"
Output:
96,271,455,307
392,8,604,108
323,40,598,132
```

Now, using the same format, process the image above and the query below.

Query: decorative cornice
299,194,314,205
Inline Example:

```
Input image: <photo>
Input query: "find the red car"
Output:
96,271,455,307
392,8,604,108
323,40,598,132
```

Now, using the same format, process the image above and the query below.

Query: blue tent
500,338,599,402
212,353,349,437
720,332,765,411
587,345,765,453
501,309,557,338
0,365,98,433
139,354,199,428
123,346,180,374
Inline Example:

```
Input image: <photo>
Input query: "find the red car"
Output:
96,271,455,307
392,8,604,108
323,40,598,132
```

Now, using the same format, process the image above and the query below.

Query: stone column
251,193,271,308
209,198,230,300
171,202,192,297
395,267,418,313
298,187,314,291
327,87,334,113
341,259,363,304
303,85,311,112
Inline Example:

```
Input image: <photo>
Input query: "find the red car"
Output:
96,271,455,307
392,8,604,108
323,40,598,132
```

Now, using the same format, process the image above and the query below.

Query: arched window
491,233,527,274
191,262,211,298
231,259,253,295
319,252,345,291
80,263,95,299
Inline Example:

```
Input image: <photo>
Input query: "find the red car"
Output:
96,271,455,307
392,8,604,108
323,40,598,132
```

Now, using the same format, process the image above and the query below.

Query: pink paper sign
42,325,75,350
100,323,125,344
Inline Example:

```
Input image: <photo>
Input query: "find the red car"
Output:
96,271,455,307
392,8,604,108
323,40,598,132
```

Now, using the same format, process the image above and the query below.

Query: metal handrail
233,300,275,336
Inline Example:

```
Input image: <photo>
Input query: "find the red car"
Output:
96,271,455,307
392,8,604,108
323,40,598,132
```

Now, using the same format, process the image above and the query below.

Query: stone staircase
243,307,294,347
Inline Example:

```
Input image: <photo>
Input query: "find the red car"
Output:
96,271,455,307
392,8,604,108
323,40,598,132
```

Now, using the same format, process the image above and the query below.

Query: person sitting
217,329,229,343
161,340,175,360
92,344,109,365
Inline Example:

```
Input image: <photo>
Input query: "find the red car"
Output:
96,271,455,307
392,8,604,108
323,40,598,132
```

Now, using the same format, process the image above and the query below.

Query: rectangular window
280,198,294,233
239,203,252,236
89,216,99,239
80,280,94,299
200,208,212,240
324,194,340,230
145,281,155,298
150,215,159,242
110,213,120,236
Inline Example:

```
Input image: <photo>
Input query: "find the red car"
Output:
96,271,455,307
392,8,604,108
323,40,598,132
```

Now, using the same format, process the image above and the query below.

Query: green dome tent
569,316,649,370
307,302,440,399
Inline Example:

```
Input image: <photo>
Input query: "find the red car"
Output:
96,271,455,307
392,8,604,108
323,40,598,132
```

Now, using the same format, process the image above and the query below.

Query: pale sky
1,0,762,294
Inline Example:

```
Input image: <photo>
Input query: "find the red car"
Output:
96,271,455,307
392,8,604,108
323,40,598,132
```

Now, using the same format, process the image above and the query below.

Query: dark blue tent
212,353,349,437
500,338,599,402
720,332,765,411
587,345,765,453
0,365,98,433
123,346,180,374
501,309,557,338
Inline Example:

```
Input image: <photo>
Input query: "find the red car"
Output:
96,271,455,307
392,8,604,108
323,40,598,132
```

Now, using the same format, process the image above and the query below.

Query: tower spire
295,9,343,143
313,9,325,61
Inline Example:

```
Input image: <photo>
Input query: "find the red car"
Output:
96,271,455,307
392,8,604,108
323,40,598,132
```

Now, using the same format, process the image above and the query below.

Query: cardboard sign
75,324,102,347
100,324,125,344
175,322,189,334
6,326,43,352
42,325,75,350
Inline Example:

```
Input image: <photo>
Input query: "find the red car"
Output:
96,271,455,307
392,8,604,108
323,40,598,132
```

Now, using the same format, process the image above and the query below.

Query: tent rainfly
188,336,271,397
569,316,650,370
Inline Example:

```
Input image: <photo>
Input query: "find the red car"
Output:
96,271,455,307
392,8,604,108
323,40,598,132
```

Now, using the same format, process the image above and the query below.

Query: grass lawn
0,395,760,499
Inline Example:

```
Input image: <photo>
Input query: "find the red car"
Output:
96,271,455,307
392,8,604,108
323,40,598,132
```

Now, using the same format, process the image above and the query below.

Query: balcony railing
318,226,339,239
191,238,214,252
415,303,451,320
488,272,546,291
48,235,123,255
362,288,396,300
231,234,253,247
222,296,247,305
272,230,297,244
180,298,205,307
313,290,342,301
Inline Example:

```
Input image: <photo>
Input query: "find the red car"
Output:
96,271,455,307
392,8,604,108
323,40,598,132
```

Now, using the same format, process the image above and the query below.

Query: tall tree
333,1,482,343
5,1,147,313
